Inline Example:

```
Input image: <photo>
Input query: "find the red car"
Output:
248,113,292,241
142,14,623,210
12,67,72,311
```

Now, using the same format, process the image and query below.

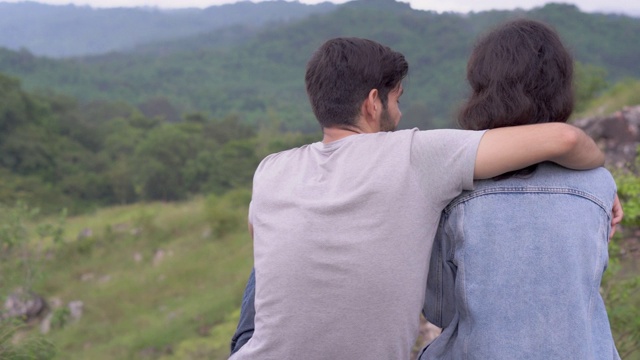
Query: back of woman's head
459,19,574,130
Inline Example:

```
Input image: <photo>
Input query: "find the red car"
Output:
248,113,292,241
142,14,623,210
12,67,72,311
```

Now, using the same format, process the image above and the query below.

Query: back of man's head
305,37,408,128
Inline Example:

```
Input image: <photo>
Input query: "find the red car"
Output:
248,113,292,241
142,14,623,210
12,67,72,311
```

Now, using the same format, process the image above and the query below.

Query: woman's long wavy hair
458,19,574,130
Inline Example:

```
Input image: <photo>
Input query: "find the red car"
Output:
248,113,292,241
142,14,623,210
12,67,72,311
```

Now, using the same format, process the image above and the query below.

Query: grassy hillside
1,191,253,359
575,78,640,118
3,176,640,359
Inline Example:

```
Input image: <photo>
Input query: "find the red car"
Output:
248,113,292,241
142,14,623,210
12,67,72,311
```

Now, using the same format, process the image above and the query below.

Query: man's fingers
610,194,624,240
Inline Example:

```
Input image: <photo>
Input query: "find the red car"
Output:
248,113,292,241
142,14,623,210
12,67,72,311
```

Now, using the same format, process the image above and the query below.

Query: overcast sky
2,0,640,16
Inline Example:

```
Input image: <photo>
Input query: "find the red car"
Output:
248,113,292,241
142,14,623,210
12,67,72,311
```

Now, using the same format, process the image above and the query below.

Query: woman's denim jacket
421,163,621,360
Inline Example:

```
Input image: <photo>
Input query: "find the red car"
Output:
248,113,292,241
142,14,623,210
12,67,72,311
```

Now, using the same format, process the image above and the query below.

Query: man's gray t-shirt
231,128,485,360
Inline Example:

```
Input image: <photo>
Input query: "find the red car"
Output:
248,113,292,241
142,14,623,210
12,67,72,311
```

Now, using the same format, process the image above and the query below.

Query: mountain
0,1,639,130
0,1,337,57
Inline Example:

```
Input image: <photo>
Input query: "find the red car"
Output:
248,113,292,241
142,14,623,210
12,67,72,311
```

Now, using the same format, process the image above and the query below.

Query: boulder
2,290,49,322
574,105,640,172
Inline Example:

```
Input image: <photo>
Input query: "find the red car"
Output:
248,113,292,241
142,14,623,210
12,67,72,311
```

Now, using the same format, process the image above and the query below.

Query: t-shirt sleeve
248,200,254,226
410,129,485,211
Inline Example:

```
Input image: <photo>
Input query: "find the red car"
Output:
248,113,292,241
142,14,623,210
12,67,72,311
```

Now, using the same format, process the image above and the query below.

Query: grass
2,194,253,360
574,78,640,119
2,186,639,359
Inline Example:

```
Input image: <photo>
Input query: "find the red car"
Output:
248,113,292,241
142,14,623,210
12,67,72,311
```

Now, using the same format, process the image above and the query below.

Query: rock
77,228,93,240
48,297,63,309
40,312,54,334
574,105,640,172
3,290,49,322
113,223,129,233
153,249,165,266
68,301,84,322
80,272,95,282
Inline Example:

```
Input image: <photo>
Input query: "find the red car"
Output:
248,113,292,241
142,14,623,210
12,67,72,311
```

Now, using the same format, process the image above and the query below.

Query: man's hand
610,194,623,240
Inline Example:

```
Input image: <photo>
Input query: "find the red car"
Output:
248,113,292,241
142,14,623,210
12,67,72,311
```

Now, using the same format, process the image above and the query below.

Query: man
229,37,609,360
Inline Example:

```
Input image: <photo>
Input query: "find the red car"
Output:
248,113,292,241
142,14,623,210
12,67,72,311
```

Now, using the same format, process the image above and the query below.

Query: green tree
132,124,205,200
204,139,259,194
0,74,33,143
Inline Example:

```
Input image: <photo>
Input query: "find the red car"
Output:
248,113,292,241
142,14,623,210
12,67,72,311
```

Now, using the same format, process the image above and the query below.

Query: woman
421,19,621,359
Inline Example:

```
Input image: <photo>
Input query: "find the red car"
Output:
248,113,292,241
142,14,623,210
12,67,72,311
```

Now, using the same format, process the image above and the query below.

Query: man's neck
322,120,377,143
322,127,362,143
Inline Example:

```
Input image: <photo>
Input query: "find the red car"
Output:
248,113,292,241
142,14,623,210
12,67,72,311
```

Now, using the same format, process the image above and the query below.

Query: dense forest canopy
0,2,639,132
0,1,337,57
0,72,317,213
0,0,639,212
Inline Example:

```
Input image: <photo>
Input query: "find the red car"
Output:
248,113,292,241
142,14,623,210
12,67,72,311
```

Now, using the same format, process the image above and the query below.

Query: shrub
605,152,640,358
204,189,251,239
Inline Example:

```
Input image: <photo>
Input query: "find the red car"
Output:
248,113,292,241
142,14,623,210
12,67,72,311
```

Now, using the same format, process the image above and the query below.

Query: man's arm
474,123,604,179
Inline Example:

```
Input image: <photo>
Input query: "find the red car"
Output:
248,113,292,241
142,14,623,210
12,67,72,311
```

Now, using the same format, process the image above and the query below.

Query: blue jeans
230,269,256,355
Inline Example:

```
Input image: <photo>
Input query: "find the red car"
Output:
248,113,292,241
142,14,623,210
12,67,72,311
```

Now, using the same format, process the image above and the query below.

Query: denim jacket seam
458,205,469,360
434,237,443,326
443,205,470,358
444,187,611,219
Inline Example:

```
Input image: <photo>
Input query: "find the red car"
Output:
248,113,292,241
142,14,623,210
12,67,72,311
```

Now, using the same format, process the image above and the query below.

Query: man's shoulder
258,143,315,166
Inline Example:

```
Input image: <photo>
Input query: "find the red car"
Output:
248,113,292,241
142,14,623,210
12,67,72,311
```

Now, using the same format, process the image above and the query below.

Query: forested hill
0,1,640,131
0,1,337,57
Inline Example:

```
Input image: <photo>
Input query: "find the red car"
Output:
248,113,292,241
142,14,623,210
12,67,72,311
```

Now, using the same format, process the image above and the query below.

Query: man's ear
361,88,380,126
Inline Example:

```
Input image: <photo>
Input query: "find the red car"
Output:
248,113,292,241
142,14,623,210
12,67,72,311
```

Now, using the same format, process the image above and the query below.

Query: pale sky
2,0,640,16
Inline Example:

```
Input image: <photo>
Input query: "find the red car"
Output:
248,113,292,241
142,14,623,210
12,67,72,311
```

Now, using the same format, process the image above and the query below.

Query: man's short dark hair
305,37,408,128
458,19,574,130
